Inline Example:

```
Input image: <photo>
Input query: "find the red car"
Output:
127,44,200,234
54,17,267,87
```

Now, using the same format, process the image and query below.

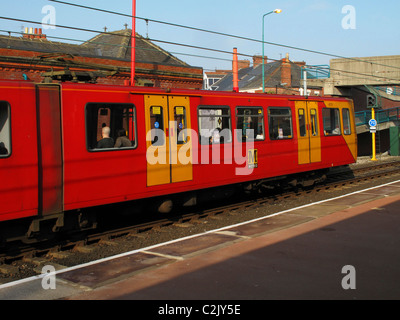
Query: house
0,27,203,89
211,54,323,96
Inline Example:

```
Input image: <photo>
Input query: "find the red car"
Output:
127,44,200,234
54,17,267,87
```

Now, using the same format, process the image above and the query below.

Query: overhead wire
48,0,400,73
0,14,398,85
0,28,232,66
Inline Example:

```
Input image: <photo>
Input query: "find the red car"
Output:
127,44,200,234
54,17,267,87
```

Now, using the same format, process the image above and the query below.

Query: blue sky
1,0,399,71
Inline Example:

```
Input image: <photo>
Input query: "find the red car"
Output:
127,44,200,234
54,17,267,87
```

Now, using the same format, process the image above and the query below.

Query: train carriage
0,80,357,242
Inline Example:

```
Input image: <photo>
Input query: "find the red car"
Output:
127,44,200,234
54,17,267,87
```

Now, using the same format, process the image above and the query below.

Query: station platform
1,180,400,301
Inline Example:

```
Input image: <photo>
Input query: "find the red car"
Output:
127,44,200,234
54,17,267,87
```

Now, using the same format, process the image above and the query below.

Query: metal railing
375,86,400,97
355,106,400,126
301,65,330,79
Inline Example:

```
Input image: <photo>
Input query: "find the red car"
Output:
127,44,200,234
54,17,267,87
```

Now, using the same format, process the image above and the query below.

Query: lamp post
262,9,282,93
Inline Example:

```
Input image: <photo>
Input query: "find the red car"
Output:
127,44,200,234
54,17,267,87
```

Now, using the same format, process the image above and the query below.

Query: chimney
281,53,291,87
253,55,267,68
238,60,250,70
23,27,34,39
23,27,46,40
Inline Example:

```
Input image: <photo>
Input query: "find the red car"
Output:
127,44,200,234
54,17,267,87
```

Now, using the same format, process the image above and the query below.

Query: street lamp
262,9,282,93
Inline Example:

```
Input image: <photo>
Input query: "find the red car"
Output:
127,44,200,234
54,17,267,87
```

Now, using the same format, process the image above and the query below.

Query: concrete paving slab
323,192,382,206
225,213,313,237
289,204,350,218
0,277,87,300
358,185,400,196
58,252,174,288
148,233,239,258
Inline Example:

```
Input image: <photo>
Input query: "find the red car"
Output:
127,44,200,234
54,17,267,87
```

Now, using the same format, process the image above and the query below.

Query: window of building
0,102,11,157
86,103,137,151
198,106,231,144
236,107,264,142
322,108,341,135
342,108,351,135
268,107,293,140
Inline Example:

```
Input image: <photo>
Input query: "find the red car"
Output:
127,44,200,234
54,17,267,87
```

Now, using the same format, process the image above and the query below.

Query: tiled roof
82,29,189,66
213,61,307,91
0,29,190,67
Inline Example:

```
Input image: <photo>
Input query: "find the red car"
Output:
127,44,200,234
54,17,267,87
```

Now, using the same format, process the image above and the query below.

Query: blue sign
154,121,160,128
369,119,377,127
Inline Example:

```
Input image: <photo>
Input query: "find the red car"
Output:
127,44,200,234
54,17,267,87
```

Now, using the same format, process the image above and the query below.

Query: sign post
369,114,377,161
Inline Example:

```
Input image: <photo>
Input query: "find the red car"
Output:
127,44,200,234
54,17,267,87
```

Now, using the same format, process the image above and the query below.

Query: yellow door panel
308,102,321,163
168,96,193,183
145,95,193,187
145,95,170,186
295,101,321,165
295,101,310,165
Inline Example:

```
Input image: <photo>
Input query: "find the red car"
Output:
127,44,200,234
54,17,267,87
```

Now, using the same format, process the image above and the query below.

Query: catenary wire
0,16,398,85
48,0,400,73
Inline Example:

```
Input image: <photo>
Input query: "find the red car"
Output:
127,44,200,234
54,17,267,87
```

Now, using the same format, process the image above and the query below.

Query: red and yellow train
0,79,357,242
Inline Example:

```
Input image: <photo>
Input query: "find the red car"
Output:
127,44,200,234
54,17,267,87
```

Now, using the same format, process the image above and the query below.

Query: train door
0,82,39,221
36,85,63,215
145,95,193,187
295,101,321,164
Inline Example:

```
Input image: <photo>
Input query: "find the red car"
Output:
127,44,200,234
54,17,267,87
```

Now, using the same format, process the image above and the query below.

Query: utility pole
131,0,136,86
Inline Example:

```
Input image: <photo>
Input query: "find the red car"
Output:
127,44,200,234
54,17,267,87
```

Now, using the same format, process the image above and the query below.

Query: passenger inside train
114,129,132,148
97,126,114,148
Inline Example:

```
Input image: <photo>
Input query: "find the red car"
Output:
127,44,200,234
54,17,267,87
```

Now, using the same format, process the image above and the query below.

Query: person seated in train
332,126,340,135
114,129,132,148
96,126,114,148
0,142,8,155
210,128,221,144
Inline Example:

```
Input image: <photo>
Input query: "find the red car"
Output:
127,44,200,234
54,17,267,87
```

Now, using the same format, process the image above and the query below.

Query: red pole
131,0,136,86
232,47,239,93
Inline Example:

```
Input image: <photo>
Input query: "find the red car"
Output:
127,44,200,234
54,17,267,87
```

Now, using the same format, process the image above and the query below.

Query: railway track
1,159,400,284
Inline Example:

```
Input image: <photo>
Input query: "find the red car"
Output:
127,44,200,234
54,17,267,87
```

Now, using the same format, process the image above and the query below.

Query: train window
298,108,306,137
174,106,187,145
86,103,137,151
322,108,341,136
342,108,351,135
0,102,11,157
198,106,231,145
236,107,264,142
149,106,165,146
268,107,293,140
310,109,318,136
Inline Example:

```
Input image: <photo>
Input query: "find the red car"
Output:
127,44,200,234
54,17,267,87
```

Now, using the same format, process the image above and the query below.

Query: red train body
0,80,357,240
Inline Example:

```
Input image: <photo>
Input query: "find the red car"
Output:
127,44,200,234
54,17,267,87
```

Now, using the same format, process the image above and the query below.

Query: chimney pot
253,55,267,67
